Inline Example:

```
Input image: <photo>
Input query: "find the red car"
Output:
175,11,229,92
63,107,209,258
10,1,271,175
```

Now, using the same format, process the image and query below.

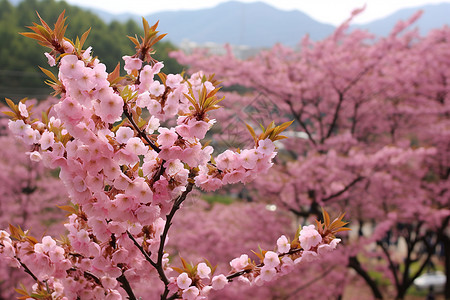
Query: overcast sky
63,0,450,25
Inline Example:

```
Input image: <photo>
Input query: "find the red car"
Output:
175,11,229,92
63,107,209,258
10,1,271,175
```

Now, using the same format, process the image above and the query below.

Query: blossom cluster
0,13,345,299
170,222,342,300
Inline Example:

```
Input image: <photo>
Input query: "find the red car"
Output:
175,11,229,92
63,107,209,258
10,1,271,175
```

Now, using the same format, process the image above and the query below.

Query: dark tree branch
123,104,160,153
17,257,39,282
159,179,195,299
286,99,317,146
322,176,364,203
348,256,383,299
117,273,137,300
127,231,158,269
324,91,344,141
377,240,400,291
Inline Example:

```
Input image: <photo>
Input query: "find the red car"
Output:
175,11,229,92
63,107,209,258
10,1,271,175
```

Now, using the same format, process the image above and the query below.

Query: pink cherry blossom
177,272,192,290
259,266,277,282
157,127,178,148
123,55,143,74
276,235,290,254
18,102,29,118
182,286,199,300
197,262,211,279
263,251,280,268
299,225,322,251
115,126,134,144
211,274,228,290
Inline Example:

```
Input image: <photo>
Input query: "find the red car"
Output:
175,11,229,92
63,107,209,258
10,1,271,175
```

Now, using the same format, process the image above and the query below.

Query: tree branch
322,176,364,203
348,256,383,299
117,272,137,300
123,104,160,153
17,256,39,282
159,179,195,299
324,91,344,141
377,240,400,291
126,231,158,269
286,99,317,146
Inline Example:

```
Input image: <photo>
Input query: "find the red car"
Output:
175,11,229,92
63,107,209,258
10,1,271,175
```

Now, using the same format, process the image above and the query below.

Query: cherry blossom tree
0,11,347,300
172,9,450,300
0,99,69,299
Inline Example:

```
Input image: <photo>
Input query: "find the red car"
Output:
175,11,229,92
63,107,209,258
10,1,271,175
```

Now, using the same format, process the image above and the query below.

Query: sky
63,0,450,25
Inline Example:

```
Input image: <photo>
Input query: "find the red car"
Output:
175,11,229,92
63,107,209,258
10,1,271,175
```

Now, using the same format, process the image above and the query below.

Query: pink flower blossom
125,137,148,156
136,91,151,108
150,81,165,97
166,74,183,88
8,119,28,135
239,149,259,169
317,238,341,255
44,52,56,66
101,276,117,290
263,251,280,268
59,55,85,79
216,150,239,171
39,131,55,150
157,127,178,148
187,119,209,139
62,40,74,53
27,151,42,162
277,235,290,253
177,272,192,290
123,55,142,74
22,127,40,145
197,262,211,279
182,286,199,300
299,225,322,251
257,139,275,156
146,116,160,133
211,274,228,290
259,266,277,282
230,254,248,270
18,102,28,118
97,93,124,124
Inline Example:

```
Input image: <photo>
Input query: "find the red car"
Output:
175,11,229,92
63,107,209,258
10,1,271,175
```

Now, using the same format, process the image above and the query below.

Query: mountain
89,1,335,47
352,3,450,36
146,1,334,47
83,1,450,47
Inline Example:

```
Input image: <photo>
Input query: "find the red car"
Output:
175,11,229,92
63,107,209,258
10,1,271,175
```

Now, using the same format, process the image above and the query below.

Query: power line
0,69,48,77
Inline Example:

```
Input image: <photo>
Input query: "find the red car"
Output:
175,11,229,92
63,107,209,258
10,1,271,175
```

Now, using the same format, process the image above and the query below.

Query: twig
17,257,39,282
127,173,195,300
126,231,158,269
117,273,137,300
123,104,160,153
159,179,195,299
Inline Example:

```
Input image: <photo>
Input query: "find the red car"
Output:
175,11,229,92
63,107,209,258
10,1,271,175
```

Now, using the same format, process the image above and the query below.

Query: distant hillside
352,2,450,36
145,1,335,47
84,1,450,47
89,1,335,47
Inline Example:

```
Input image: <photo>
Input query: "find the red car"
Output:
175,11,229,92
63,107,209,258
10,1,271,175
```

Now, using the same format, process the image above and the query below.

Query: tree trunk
442,233,450,300
348,256,384,299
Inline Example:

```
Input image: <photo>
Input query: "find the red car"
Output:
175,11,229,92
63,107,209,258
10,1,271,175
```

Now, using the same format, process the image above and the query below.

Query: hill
91,1,335,47
353,2,450,36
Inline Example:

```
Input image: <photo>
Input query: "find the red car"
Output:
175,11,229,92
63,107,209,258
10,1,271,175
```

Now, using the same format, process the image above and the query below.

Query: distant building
178,39,262,60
